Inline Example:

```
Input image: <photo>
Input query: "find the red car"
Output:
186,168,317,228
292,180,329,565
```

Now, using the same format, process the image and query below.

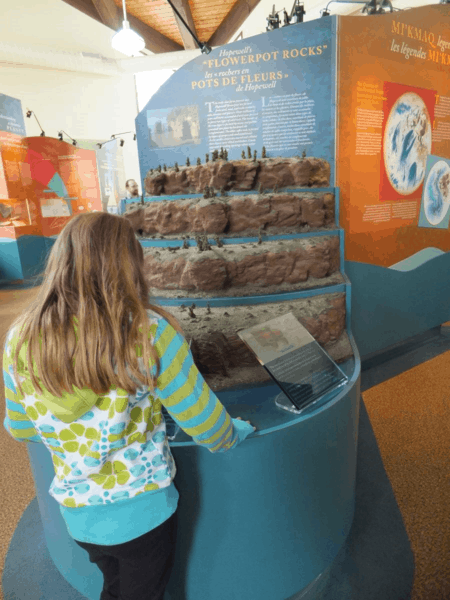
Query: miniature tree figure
220,186,226,196
258,226,263,245
202,234,211,250
206,302,211,314
224,149,228,161
197,157,201,166
203,186,210,199
205,153,209,163
195,234,203,251
150,168,154,174
163,164,167,172
188,304,196,318
213,234,224,248
182,236,189,249
253,150,257,161
219,147,224,159
241,150,246,160
301,149,307,160
157,165,162,173
212,149,219,161
186,157,190,167
247,146,252,159
174,162,179,172
262,146,267,158
210,187,216,198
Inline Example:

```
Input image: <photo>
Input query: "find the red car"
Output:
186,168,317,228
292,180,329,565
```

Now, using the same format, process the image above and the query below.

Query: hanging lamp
112,0,145,56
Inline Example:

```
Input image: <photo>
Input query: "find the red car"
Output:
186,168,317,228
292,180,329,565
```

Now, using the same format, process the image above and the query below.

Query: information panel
238,313,348,412
0,93,26,137
136,18,337,185
338,5,450,265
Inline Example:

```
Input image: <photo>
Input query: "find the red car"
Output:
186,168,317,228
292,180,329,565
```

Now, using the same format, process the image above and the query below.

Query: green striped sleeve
151,318,244,453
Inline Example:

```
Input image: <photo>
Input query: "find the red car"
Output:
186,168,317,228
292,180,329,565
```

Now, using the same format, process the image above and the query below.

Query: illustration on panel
419,155,450,228
380,83,436,201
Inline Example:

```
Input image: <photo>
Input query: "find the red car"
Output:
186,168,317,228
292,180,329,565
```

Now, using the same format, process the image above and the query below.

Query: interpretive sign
238,313,348,412
0,94,26,137
136,17,337,185
96,139,126,212
338,5,450,265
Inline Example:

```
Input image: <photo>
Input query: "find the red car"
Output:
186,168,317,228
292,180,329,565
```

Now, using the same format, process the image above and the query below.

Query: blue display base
346,251,450,360
2,399,414,600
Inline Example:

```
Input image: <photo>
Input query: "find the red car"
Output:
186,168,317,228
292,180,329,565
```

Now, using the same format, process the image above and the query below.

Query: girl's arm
152,318,254,453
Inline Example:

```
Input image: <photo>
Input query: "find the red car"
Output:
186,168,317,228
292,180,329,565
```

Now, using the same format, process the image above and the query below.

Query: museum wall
0,67,140,184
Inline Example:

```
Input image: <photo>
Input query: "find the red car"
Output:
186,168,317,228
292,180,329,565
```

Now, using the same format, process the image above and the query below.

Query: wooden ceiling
62,0,263,54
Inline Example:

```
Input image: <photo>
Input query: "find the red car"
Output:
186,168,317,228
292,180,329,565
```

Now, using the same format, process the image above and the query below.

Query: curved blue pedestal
26,335,360,600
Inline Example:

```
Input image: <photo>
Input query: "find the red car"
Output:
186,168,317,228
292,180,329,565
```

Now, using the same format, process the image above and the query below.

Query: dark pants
74,511,178,600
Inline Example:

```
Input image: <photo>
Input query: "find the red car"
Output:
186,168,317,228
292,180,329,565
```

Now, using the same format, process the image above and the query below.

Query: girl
3,212,255,600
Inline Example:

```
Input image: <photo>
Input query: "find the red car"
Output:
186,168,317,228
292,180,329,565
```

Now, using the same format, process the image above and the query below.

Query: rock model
124,154,352,391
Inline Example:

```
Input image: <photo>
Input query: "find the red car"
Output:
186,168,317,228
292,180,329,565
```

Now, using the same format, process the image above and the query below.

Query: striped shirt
3,310,254,545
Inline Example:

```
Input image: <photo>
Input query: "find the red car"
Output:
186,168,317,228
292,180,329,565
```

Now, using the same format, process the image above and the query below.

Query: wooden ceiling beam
127,15,184,53
169,0,199,50
61,0,183,53
62,0,101,22
91,0,121,29
208,0,263,46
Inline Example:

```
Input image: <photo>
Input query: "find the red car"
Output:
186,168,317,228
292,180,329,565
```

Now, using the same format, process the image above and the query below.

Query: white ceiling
0,0,446,72
0,0,125,59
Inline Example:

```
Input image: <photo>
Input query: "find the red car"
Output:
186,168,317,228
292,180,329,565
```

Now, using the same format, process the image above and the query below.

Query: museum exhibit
1,0,450,599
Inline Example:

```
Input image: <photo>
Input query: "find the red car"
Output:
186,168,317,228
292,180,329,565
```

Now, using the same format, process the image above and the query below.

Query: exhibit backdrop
0,136,102,238
0,93,26,137
338,4,450,266
0,93,103,280
136,17,338,186
96,139,127,212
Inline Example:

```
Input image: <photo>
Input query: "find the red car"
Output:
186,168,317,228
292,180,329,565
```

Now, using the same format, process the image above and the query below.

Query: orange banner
0,136,101,238
338,5,450,265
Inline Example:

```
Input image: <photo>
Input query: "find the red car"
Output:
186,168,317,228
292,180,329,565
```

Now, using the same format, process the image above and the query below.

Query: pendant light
112,0,145,56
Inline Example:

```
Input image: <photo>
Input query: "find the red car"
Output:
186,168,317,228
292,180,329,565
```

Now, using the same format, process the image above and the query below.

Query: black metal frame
165,0,212,54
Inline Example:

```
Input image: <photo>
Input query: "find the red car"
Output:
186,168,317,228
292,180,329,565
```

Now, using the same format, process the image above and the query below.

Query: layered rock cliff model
124,156,353,391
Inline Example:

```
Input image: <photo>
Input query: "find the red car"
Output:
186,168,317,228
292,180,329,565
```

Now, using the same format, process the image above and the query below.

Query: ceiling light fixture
26,109,45,137
58,130,77,146
266,5,281,31
97,131,135,149
323,0,395,13
112,0,145,57
165,0,211,53
290,0,306,23
362,0,393,13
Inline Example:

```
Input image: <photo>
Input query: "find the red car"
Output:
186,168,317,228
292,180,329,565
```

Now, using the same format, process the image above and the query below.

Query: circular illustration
423,160,450,225
383,92,432,195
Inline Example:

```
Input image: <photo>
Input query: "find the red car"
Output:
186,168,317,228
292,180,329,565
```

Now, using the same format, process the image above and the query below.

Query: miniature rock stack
124,150,353,391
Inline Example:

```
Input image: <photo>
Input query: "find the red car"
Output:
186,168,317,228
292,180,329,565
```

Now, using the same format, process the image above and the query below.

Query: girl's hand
236,416,256,430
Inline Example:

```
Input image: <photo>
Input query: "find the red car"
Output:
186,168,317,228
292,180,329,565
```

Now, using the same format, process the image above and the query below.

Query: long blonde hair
11,212,182,397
